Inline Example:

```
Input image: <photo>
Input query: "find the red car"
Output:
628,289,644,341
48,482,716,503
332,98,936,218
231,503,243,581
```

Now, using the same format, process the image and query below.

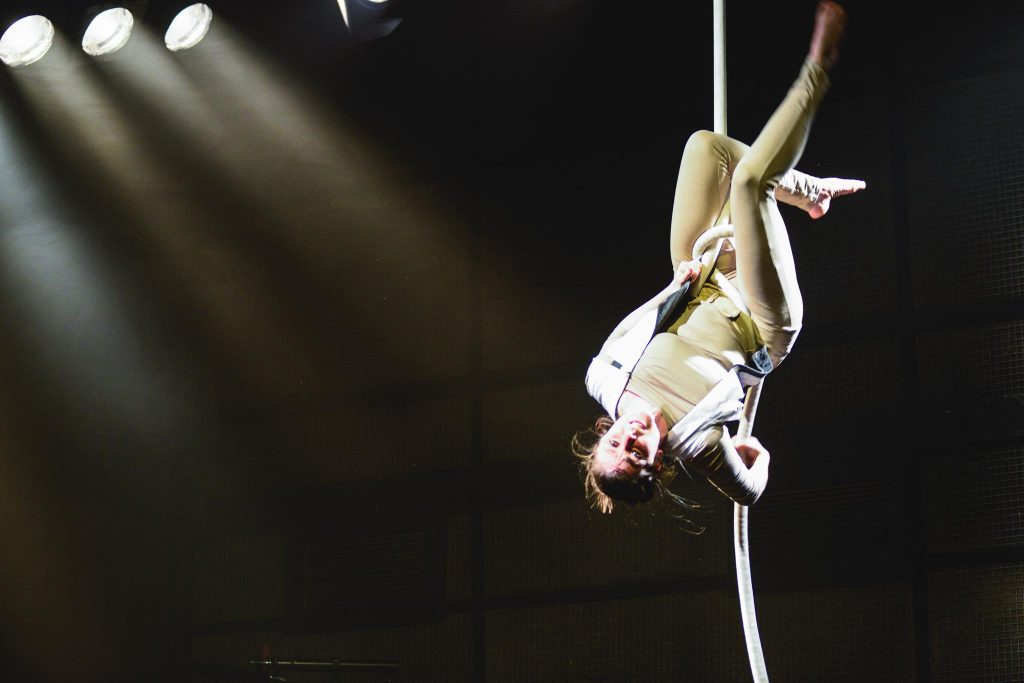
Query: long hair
571,415,705,533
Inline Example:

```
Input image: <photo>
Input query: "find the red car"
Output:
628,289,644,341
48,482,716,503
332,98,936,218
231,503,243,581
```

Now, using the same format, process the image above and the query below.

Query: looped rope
691,223,735,263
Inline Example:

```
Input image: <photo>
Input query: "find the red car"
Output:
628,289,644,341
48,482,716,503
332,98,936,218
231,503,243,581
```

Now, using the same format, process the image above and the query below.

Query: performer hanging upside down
574,1,864,516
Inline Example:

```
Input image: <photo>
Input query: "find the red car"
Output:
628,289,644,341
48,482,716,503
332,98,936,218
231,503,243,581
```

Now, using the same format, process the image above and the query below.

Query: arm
684,426,770,506
600,260,701,353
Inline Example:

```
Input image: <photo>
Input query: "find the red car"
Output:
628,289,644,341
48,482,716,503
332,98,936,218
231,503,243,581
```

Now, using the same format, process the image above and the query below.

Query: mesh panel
916,320,1024,410
754,336,901,428
483,497,734,597
191,614,473,683
913,6,1024,68
485,592,749,682
757,583,915,682
927,445,1024,553
929,563,1024,682
789,96,898,327
192,534,287,624
907,72,1024,308
446,514,473,603
750,481,900,574
303,533,427,610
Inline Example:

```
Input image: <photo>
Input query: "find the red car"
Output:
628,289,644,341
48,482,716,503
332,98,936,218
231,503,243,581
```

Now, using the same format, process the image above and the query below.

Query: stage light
336,0,402,42
0,15,55,67
81,7,134,57
164,3,212,52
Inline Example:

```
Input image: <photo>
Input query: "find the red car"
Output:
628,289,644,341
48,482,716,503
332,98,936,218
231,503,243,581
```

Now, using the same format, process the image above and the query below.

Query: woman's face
593,411,664,480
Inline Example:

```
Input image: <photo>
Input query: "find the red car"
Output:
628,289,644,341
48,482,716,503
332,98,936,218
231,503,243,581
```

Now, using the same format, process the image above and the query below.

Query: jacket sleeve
683,425,770,506
599,279,682,357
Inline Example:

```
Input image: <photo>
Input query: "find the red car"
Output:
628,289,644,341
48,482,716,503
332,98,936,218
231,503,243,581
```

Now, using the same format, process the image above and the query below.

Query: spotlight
0,14,55,67
164,3,212,52
81,6,134,57
337,0,402,42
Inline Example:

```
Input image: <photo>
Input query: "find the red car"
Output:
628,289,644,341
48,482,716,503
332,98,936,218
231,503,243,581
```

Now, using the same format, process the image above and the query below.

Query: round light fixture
165,4,213,52
82,7,135,57
0,15,55,67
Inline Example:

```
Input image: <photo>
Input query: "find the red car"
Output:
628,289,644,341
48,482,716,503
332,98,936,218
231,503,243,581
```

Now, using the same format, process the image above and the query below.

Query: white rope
693,226,769,682
710,3,768,679
734,384,768,683
691,223,734,267
713,0,727,136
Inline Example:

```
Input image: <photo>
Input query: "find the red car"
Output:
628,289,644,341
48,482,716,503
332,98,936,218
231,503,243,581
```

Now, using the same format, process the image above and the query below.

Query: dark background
0,1,1022,681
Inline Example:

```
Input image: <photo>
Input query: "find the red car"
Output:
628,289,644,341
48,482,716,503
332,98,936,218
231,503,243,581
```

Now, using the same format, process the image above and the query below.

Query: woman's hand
733,435,769,469
675,259,702,287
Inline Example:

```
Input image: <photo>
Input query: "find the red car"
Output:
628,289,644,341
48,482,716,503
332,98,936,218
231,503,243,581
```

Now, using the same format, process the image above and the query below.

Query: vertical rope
712,1,769,680
735,384,768,683
713,0,727,136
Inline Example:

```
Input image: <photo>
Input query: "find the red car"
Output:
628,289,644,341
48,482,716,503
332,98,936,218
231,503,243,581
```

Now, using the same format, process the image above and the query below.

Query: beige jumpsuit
624,60,831,502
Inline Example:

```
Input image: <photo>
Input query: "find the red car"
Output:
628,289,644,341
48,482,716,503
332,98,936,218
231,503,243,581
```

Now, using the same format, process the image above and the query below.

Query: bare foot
806,177,866,220
807,1,847,71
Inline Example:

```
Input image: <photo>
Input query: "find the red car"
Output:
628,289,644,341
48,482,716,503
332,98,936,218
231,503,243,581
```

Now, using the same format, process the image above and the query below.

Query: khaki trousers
668,61,830,368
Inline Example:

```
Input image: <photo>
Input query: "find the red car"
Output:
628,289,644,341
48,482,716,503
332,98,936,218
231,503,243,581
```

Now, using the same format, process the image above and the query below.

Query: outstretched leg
730,0,846,368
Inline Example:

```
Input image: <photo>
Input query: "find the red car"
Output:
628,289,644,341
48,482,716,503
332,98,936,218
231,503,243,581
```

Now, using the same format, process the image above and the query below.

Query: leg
731,2,845,367
669,130,750,270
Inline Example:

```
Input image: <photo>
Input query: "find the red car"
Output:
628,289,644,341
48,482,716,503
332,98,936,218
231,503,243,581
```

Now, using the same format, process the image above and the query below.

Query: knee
683,129,726,158
731,161,773,199
764,318,803,369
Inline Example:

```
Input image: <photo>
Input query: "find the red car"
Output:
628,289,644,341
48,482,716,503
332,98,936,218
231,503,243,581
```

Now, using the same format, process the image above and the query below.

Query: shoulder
585,356,629,418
